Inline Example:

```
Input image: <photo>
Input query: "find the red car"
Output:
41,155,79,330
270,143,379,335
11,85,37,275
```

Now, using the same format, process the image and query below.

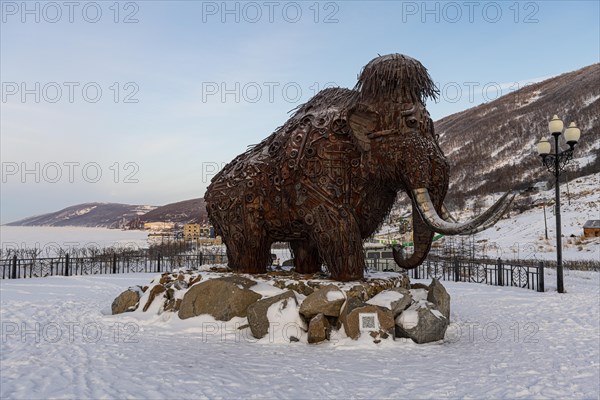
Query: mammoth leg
291,240,322,274
223,217,271,274
313,217,364,282
231,236,271,274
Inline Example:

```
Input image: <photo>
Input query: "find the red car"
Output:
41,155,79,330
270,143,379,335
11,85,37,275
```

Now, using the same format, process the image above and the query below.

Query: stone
164,298,182,312
143,285,166,312
299,284,346,319
307,313,331,344
395,301,448,344
189,275,202,286
339,299,395,340
427,278,450,319
411,282,430,290
396,274,411,290
159,273,172,285
366,288,412,317
246,291,297,339
111,289,140,314
178,278,261,320
410,288,428,302
209,266,232,273
344,275,410,301
346,285,369,301
165,287,175,300
217,275,258,289
273,280,314,296
286,281,314,296
173,279,188,290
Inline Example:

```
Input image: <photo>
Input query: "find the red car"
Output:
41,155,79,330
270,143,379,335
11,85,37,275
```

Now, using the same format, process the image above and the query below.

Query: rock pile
110,271,450,344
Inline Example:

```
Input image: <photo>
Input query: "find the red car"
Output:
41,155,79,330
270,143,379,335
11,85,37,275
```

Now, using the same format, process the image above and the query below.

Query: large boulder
339,297,395,340
111,288,141,314
366,288,412,317
178,278,261,320
395,300,448,344
307,313,330,344
427,278,450,319
299,284,346,319
247,290,297,339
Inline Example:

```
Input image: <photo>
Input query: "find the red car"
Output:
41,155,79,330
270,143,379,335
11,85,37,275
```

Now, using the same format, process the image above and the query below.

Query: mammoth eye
406,117,418,128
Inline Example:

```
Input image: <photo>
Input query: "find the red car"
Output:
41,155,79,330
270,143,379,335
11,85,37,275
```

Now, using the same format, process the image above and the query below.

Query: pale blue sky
1,0,599,223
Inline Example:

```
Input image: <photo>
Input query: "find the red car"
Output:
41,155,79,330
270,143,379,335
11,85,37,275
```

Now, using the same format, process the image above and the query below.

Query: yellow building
183,223,201,240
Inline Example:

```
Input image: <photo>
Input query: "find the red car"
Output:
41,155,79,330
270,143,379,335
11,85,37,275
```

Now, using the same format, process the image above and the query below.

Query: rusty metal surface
205,54,505,281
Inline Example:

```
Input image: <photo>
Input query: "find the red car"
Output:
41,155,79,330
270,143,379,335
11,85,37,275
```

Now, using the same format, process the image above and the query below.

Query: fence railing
366,256,545,292
2,250,544,292
0,253,227,280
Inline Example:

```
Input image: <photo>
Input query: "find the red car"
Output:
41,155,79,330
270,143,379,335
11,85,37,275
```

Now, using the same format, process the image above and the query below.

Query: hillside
6,203,156,228
435,63,599,208
139,198,207,224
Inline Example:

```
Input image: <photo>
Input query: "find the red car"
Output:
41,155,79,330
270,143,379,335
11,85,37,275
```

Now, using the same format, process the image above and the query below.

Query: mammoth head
347,54,444,189
345,53,515,269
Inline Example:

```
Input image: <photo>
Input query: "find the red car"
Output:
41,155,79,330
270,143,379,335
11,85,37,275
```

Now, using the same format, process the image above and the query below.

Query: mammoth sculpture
205,54,514,281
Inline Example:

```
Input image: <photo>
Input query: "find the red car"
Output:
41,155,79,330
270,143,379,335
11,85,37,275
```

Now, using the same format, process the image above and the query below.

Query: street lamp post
536,115,581,293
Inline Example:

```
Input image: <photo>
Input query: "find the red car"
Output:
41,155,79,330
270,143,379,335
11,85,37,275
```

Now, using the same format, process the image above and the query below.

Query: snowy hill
139,198,207,224
6,197,207,228
5,203,156,229
436,63,599,207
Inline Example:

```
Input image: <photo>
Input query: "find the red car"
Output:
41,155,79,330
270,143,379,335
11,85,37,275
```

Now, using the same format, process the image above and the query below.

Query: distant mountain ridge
6,203,157,228
6,198,207,228
141,198,207,224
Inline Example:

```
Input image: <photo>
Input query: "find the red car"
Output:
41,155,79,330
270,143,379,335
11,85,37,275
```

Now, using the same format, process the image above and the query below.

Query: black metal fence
366,256,545,292
2,248,544,292
0,252,227,280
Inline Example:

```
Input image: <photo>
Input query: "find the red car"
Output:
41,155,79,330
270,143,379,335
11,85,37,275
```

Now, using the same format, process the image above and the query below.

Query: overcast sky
1,0,599,223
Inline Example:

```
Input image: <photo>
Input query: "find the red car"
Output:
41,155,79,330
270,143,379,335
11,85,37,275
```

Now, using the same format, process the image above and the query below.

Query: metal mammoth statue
205,54,514,281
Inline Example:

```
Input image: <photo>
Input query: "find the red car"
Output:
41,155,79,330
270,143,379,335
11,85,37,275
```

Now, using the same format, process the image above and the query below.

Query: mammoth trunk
393,195,438,270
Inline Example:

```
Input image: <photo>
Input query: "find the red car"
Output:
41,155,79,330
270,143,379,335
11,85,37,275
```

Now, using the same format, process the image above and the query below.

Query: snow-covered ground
471,173,599,261
1,270,598,399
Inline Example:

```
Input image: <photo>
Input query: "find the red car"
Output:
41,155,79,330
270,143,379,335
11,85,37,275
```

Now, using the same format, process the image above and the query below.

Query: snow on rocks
307,313,331,344
427,278,451,319
247,290,298,339
339,297,395,340
367,287,412,317
395,300,449,344
111,287,142,314
108,269,450,345
299,284,346,320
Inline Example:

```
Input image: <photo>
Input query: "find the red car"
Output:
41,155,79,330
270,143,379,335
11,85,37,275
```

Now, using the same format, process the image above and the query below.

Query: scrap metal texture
205,54,446,281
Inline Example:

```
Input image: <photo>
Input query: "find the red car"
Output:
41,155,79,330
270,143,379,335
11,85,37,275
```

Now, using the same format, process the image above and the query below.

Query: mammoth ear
347,107,379,152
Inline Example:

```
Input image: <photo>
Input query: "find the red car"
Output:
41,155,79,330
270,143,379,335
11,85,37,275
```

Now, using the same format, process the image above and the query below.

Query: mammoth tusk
440,203,459,223
412,188,515,235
